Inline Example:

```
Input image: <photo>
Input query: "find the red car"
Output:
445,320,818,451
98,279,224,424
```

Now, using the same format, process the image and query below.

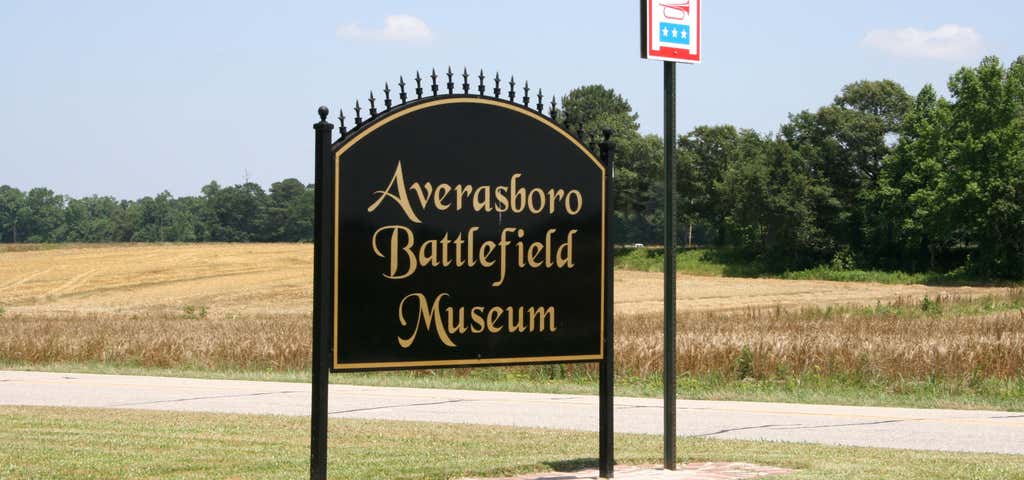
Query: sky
1,1,1021,199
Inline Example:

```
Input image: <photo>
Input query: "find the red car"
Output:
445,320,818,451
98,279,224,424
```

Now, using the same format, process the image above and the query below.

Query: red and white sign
641,0,701,63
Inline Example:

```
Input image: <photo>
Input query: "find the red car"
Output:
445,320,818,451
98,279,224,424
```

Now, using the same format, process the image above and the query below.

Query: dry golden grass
1,243,1022,380
618,295,1024,379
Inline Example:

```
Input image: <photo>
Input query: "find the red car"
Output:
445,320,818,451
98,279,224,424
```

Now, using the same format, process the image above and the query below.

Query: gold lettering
408,181,433,210
466,227,479,267
399,294,557,342
367,161,422,223
470,306,486,333
491,227,517,287
565,190,583,215
371,225,416,279
508,306,526,333
434,184,452,210
486,307,503,333
472,186,492,212
439,234,452,266
418,238,440,267
397,293,456,348
446,306,468,334
454,184,473,211
528,306,556,332
527,188,544,214
479,240,496,267
556,229,577,268
527,242,544,268
544,229,555,267
510,173,526,212
547,189,565,213
494,186,509,212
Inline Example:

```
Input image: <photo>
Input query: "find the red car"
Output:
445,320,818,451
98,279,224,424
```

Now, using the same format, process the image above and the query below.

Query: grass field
2,243,1023,410
612,246,1016,285
3,406,1024,480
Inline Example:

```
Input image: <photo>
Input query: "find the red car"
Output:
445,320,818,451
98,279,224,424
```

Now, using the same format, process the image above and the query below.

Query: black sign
332,97,606,370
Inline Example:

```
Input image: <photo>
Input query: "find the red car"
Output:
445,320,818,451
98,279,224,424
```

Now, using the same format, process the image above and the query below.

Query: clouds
337,15,433,43
862,24,983,61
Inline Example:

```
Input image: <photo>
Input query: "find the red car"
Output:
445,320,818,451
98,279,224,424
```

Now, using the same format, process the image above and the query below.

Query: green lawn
613,246,1019,286
2,406,1023,479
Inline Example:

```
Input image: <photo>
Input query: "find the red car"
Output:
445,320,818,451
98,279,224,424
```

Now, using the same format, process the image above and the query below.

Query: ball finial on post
317,106,329,122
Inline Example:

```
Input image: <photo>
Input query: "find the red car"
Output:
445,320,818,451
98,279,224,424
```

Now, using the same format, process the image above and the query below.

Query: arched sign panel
332,97,606,371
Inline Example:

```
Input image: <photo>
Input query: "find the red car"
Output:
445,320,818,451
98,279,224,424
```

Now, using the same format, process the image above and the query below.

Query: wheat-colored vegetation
1,244,1021,382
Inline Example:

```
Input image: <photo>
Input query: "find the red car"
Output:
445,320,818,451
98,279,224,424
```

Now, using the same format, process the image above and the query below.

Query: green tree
561,84,663,243
875,85,953,270
613,134,664,243
719,137,830,267
266,178,313,241
940,56,1024,276
677,125,764,245
202,182,268,241
62,195,123,242
19,188,65,242
560,85,639,140
782,80,912,261
0,186,25,242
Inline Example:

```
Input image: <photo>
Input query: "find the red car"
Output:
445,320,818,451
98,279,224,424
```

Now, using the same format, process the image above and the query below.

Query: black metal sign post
311,69,614,479
599,130,615,478
311,107,333,480
662,63,677,471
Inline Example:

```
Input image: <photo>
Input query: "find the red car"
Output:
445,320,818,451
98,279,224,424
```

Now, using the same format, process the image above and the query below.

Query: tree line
0,179,313,243
577,55,1024,279
2,56,1022,278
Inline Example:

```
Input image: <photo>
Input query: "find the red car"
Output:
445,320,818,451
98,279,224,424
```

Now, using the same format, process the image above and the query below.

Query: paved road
3,370,1023,455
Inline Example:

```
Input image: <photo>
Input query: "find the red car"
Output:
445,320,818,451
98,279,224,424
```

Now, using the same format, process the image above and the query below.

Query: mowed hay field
1,243,1021,380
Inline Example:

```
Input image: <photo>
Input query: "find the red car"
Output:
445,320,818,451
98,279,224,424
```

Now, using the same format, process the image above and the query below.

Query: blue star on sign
659,22,690,45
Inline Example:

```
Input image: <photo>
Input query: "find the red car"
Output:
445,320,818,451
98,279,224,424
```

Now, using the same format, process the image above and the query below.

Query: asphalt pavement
3,370,1023,455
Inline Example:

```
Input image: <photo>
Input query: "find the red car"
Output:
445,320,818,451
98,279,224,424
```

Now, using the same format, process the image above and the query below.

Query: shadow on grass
543,458,599,473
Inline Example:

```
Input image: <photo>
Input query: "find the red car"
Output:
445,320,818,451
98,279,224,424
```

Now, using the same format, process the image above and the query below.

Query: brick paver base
461,462,793,480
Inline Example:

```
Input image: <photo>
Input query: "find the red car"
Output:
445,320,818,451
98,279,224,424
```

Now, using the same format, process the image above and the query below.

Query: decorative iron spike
399,76,408,104
493,72,501,98
549,97,558,119
354,100,362,126
536,89,544,112
383,83,392,109
415,71,423,99
508,76,516,102
446,67,454,95
430,68,438,96
462,67,470,94
522,81,530,106
368,91,377,117
477,69,486,95
337,110,347,135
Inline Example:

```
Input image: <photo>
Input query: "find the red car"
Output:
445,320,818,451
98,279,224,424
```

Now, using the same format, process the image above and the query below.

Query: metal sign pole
599,130,616,479
662,62,677,470
311,107,334,480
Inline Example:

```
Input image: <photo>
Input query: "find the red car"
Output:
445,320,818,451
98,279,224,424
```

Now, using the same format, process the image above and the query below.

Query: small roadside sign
641,0,701,63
